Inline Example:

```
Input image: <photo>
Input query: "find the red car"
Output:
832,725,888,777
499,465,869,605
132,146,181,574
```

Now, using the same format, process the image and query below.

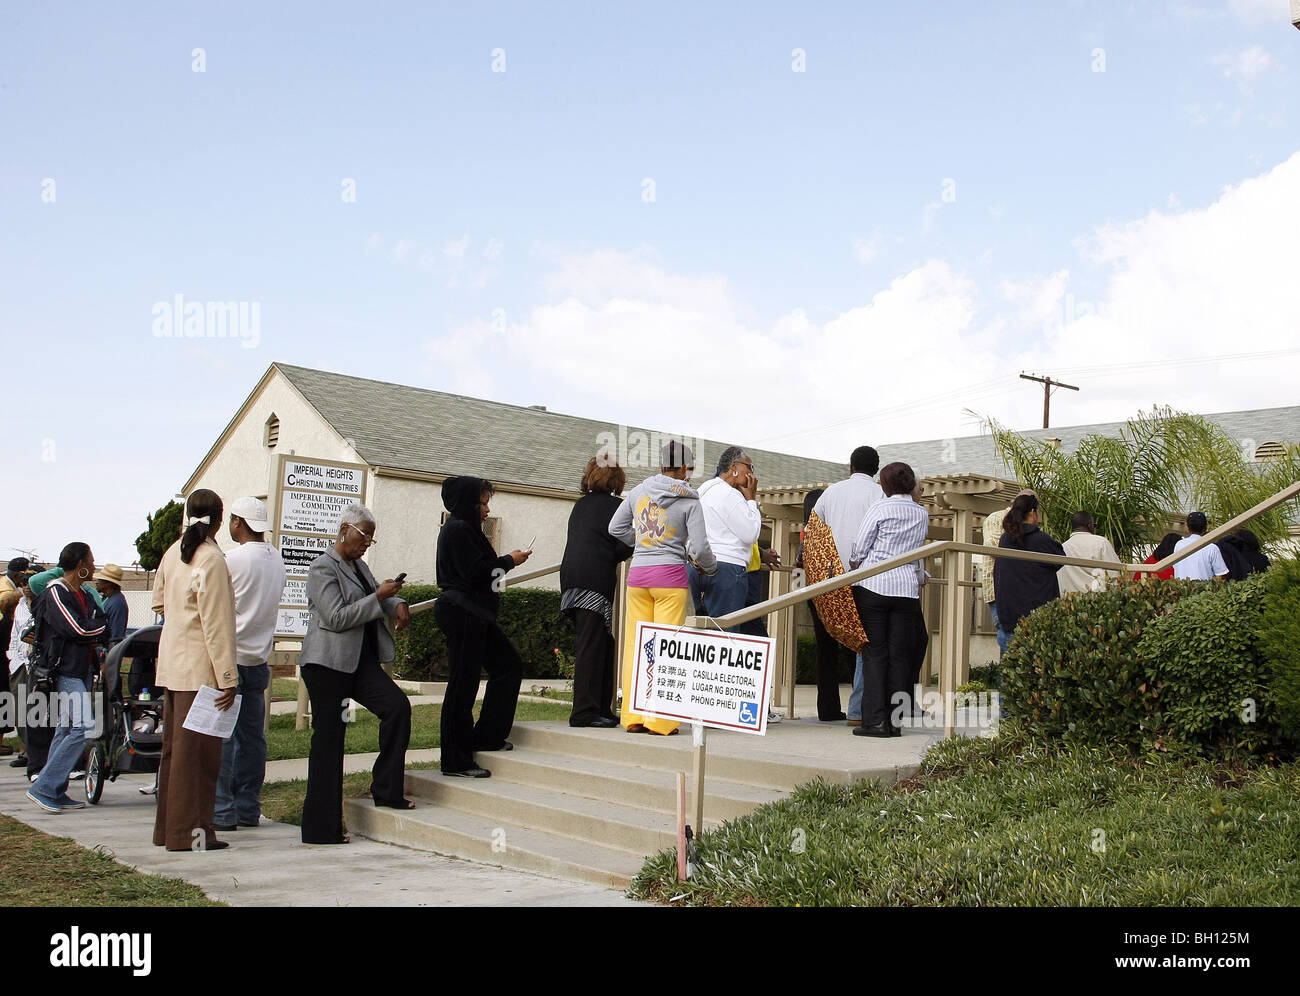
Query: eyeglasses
344,521,378,546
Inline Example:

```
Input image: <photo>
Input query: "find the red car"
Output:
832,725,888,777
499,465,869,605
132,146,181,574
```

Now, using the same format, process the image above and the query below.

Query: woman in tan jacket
150,489,239,851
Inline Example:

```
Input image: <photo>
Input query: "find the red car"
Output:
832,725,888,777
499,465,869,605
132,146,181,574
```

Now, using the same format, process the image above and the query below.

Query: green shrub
1139,572,1292,755
1001,577,1197,744
1258,557,1300,739
392,585,576,681
968,662,1001,688
794,633,857,685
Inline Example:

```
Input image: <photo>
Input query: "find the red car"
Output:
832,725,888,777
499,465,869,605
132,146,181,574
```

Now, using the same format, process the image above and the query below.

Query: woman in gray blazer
300,504,412,844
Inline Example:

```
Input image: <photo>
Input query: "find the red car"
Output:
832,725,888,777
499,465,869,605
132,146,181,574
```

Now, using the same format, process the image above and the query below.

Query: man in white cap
215,497,286,830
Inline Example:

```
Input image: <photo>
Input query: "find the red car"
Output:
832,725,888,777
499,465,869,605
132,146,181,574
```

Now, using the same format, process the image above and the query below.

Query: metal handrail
689,478,1300,631
406,561,562,616
684,478,1300,737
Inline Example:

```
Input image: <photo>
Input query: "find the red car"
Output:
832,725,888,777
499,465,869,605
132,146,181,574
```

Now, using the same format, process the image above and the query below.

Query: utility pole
1019,372,1080,429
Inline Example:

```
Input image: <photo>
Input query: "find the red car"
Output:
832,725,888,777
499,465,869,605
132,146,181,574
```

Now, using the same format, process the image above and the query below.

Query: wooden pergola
752,474,1022,716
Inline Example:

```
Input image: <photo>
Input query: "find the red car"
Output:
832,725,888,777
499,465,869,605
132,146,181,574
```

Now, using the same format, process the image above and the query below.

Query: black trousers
908,598,929,687
300,655,411,843
569,608,616,725
434,600,522,772
0,653,10,737
810,605,847,720
24,670,53,776
853,587,917,732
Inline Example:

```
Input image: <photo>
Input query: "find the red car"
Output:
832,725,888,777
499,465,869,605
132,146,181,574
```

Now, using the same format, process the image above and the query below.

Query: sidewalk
0,750,641,907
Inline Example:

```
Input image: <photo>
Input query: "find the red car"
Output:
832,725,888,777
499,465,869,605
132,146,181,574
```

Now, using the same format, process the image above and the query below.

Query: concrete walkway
0,744,640,907
1,682,976,906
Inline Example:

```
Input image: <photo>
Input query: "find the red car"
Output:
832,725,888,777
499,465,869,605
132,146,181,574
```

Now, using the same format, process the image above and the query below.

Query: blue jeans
31,674,94,804
848,653,864,721
989,603,1009,657
214,663,270,825
688,562,750,626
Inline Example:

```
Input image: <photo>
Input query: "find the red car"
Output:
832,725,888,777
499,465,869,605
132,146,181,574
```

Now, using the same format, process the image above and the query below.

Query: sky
3,0,1299,564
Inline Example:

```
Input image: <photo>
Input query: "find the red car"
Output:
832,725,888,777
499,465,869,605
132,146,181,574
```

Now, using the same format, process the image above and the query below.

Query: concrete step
402,770,679,855
343,798,646,889
457,747,785,823
507,723,908,791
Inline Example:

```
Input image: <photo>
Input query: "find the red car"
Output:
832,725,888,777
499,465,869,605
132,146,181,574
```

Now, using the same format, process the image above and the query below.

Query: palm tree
974,407,1299,559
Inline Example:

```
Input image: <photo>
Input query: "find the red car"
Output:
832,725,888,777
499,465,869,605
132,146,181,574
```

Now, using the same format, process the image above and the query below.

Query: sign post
269,455,369,729
629,622,774,847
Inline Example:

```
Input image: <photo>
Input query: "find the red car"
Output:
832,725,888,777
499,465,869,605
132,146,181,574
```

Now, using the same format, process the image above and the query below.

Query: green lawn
260,762,441,826
0,813,221,907
631,722,1300,906
271,677,414,701
266,699,572,761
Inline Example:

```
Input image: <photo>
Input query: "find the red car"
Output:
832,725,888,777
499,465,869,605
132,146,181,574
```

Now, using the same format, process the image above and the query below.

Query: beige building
180,363,851,586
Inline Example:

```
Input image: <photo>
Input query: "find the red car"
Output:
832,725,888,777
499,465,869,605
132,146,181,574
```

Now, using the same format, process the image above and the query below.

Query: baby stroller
85,625,164,804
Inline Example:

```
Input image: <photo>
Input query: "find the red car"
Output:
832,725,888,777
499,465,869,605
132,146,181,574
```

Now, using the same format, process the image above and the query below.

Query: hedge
794,634,857,685
1137,573,1285,753
1003,564,1300,757
1000,577,1197,745
392,584,577,681
1258,556,1300,739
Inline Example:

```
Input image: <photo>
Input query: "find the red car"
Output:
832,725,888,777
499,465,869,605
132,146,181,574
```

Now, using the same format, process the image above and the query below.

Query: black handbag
27,605,56,692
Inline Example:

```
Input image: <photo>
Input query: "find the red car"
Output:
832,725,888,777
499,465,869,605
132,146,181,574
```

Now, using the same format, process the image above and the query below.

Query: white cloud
426,152,1300,453
853,230,885,264
1212,45,1274,90
443,234,471,260
1227,0,1289,25
367,233,497,290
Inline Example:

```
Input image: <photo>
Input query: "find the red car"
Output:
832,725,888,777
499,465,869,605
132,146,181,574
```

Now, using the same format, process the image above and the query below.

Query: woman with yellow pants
608,442,716,735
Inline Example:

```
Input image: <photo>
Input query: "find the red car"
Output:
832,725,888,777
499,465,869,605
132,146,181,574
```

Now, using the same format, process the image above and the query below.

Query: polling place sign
630,623,774,735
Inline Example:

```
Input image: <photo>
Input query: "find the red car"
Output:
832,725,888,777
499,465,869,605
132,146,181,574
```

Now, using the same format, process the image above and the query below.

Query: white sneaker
69,769,85,779
767,709,783,724
139,782,158,796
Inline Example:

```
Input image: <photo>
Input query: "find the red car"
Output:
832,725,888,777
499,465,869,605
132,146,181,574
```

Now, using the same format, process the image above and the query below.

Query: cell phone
525,535,536,551
394,572,407,584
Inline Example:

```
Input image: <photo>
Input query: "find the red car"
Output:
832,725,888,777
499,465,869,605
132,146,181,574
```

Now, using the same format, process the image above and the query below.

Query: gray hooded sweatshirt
609,474,717,575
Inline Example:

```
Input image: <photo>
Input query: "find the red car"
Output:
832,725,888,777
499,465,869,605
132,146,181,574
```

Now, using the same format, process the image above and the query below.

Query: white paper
182,685,243,738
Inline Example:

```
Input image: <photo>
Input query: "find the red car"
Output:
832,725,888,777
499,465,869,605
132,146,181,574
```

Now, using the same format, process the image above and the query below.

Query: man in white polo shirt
1171,512,1229,581
690,446,762,625
812,446,884,725
215,497,287,830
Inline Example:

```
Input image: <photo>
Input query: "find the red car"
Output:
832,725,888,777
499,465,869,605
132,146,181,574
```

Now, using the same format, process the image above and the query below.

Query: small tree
977,406,1299,560
135,500,184,571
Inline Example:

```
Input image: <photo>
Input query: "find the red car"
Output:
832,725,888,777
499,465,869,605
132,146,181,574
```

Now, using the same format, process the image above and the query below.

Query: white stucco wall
368,476,577,588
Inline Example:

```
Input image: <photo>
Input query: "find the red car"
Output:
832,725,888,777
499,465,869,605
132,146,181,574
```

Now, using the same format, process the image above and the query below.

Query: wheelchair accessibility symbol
737,701,759,727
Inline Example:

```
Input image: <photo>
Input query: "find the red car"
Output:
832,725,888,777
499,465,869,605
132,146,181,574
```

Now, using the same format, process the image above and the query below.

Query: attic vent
265,414,280,449
1253,440,1285,461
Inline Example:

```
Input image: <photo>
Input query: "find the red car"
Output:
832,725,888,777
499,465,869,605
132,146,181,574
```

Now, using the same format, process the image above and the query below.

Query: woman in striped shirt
849,463,929,738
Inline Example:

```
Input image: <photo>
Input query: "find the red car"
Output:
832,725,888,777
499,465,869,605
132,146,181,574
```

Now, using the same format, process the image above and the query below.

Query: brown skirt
153,689,225,851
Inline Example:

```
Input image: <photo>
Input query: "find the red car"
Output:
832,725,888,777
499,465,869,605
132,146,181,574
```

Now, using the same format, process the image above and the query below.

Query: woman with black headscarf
434,477,531,778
